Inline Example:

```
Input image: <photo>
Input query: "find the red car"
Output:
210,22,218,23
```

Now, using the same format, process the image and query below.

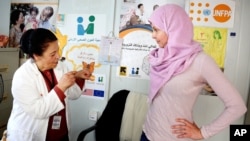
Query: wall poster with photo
118,0,184,80
9,0,58,52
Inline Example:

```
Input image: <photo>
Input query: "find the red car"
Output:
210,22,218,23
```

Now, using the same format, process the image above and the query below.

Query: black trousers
140,132,150,141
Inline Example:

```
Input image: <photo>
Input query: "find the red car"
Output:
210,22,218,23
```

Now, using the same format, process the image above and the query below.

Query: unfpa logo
213,4,232,23
189,2,234,24
77,15,95,35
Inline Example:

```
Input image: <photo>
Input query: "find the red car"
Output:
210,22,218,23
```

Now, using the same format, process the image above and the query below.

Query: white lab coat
6,59,82,141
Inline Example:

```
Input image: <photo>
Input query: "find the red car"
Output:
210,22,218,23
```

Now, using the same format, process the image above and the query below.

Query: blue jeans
140,132,150,141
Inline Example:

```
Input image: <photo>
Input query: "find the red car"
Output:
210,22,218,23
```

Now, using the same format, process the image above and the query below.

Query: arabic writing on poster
56,14,106,70
118,0,173,80
67,37,101,43
119,28,157,80
122,43,156,52
56,14,106,99
65,43,99,71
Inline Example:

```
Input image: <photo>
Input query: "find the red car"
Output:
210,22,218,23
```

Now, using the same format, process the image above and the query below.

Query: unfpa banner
186,0,235,28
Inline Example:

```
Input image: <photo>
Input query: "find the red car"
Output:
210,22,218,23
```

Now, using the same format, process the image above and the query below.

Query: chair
77,89,148,141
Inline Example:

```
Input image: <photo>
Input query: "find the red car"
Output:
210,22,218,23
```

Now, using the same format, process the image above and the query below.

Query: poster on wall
194,26,228,69
56,14,106,99
98,36,123,66
185,0,235,28
9,0,58,49
118,0,182,80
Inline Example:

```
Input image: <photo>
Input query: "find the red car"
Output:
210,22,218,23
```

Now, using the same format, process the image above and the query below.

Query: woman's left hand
75,69,91,80
171,118,204,140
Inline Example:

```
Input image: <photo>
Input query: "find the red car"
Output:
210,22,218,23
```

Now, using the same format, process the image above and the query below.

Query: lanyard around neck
40,69,55,90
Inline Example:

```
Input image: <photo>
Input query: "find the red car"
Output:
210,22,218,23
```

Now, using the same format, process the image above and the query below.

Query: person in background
153,4,159,11
141,4,247,141
38,6,56,32
6,28,91,141
9,9,25,48
125,14,140,27
135,3,149,24
24,6,39,31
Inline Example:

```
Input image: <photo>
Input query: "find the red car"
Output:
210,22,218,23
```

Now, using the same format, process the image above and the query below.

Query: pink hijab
148,4,202,101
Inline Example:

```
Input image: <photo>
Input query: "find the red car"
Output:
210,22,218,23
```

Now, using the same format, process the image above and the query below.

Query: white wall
58,0,116,140
192,0,250,140
0,0,11,35
233,0,250,125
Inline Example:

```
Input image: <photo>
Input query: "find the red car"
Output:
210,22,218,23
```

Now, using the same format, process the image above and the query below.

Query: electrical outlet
88,110,98,121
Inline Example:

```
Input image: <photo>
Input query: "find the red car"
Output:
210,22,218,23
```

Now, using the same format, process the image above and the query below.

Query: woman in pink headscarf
141,4,247,141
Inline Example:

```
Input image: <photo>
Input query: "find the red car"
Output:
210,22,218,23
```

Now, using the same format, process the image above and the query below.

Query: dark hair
138,3,143,9
29,6,39,15
20,28,57,58
10,10,22,25
153,4,159,11
10,10,25,31
43,6,54,18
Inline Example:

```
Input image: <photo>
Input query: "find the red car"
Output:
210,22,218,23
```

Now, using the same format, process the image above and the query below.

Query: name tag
52,115,62,129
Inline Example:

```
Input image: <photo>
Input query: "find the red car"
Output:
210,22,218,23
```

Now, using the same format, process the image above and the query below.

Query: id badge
52,115,61,129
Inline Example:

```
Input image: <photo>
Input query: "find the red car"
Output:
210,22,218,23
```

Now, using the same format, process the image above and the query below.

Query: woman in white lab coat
6,28,91,141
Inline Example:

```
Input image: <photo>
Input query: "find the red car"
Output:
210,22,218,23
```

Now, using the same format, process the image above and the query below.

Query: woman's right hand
56,71,77,91
171,118,204,140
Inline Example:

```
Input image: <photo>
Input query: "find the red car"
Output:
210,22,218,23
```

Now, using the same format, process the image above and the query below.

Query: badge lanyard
40,69,55,90
40,69,62,130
